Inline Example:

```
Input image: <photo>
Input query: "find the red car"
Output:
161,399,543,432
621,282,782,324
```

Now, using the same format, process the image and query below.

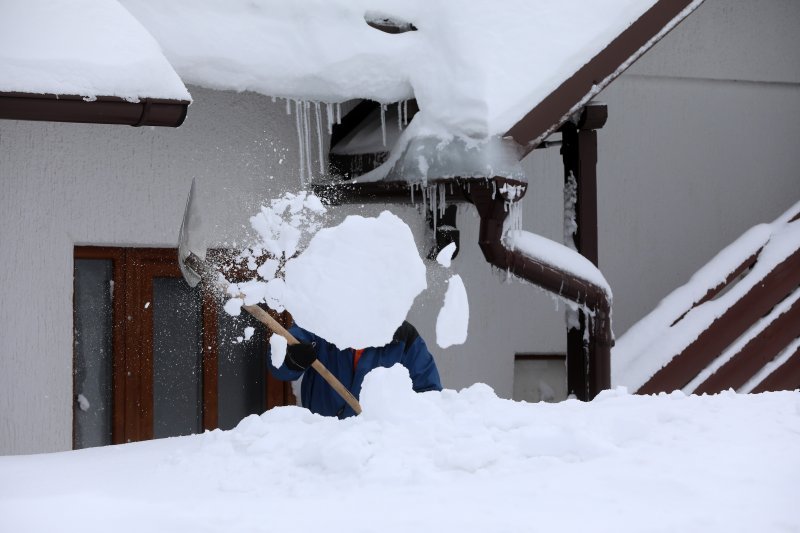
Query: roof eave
505,0,703,154
0,92,190,128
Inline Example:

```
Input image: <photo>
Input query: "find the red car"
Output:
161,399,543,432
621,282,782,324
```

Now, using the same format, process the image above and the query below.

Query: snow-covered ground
1,366,797,533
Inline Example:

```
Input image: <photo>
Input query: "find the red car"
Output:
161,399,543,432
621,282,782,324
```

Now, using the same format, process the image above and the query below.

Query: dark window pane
217,310,266,430
152,277,202,439
73,259,113,449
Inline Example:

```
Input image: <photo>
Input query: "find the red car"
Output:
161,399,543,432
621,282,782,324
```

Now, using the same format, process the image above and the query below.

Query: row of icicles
279,98,411,183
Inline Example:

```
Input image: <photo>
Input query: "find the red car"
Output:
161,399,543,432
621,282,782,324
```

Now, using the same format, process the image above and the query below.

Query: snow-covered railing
613,200,800,394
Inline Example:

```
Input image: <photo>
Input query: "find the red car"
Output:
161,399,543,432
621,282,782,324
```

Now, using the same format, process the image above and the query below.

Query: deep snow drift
1,367,797,533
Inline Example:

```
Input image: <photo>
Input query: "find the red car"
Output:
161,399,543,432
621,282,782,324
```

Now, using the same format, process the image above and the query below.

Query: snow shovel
177,179,362,415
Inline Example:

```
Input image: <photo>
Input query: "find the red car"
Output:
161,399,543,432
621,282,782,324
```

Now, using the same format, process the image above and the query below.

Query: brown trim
0,92,189,128
638,247,800,394
693,296,800,394
515,353,566,361
505,0,697,153
751,344,800,393
670,251,760,327
202,291,219,431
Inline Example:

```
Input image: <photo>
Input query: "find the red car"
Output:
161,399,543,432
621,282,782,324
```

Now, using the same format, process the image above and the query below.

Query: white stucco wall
0,86,566,455
1,0,798,454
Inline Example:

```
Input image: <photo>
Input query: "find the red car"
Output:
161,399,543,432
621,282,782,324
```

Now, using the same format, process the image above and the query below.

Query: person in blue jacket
268,321,442,418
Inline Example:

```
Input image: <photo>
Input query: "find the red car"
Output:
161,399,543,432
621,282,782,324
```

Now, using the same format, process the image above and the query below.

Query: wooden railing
615,201,800,394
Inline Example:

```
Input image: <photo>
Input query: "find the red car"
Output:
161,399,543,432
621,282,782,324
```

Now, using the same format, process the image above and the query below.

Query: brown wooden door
73,247,295,447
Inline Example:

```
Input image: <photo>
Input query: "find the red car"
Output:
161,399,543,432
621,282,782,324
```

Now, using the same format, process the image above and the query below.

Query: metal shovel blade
178,178,207,287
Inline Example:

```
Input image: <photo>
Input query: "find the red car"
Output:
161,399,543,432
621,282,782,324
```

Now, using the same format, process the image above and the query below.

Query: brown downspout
465,178,612,400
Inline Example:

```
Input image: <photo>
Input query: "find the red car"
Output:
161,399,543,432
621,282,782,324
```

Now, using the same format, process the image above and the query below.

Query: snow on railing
613,200,800,393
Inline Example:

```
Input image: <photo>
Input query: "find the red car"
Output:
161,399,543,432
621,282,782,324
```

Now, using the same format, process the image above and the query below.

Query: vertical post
561,103,607,400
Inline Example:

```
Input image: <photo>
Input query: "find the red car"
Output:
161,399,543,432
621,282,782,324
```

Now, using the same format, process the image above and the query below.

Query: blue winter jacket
268,321,442,418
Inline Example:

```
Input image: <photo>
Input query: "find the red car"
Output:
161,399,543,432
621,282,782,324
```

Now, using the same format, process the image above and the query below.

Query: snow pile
1,370,797,533
613,200,800,391
119,0,701,138
1,0,190,101
225,193,426,349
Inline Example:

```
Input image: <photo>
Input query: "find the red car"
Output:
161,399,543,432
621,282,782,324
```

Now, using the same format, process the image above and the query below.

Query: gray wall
1,0,799,454
598,0,800,337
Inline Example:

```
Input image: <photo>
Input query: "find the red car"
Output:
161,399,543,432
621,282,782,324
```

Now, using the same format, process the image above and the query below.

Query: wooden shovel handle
242,304,363,415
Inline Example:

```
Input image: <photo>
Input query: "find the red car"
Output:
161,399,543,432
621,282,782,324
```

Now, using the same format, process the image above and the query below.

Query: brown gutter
505,0,698,153
465,177,612,399
0,92,189,127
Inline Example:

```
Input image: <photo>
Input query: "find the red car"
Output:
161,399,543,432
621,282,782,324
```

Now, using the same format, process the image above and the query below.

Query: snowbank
1,368,797,532
0,0,190,101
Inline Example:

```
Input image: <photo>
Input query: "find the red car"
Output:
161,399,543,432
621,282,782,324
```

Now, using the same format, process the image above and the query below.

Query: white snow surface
436,274,469,349
435,242,457,267
118,0,688,138
613,201,800,391
283,211,427,349
1,367,797,533
0,0,190,101
269,334,288,368
506,229,612,297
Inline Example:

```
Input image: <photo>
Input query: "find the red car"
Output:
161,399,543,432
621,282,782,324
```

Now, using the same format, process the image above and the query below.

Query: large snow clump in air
224,192,427,349
283,210,427,349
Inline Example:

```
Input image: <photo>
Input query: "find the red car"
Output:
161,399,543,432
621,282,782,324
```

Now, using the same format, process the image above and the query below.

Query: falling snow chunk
76,394,90,412
435,242,458,268
270,334,288,368
283,211,426,349
223,297,243,317
436,274,469,349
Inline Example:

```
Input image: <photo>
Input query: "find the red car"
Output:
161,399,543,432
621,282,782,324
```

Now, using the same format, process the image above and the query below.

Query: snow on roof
120,0,698,139
0,0,190,102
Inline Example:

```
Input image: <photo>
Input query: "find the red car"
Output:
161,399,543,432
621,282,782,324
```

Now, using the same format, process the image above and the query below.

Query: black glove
284,342,317,371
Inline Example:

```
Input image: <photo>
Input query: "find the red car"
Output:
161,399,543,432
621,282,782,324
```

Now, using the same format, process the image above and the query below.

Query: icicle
403,100,409,126
304,101,312,180
336,102,342,124
564,171,579,251
286,99,292,115
380,104,387,147
397,101,403,131
295,100,305,182
314,101,324,175
326,103,334,135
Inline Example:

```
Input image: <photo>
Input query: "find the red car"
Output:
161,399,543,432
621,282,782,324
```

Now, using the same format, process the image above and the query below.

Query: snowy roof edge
505,0,704,153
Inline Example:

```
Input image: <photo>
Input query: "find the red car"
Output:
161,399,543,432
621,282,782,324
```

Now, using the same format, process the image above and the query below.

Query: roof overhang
505,0,701,153
0,92,189,127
